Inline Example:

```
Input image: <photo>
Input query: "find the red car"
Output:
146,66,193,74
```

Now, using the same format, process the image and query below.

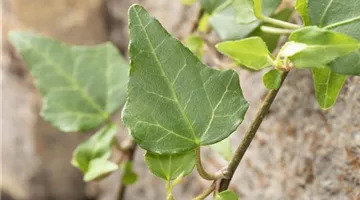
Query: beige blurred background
1,0,360,200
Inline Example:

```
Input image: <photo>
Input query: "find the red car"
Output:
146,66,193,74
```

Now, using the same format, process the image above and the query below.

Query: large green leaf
307,0,360,75
216,37,271,70
281,27,360,68
123,5,248,154
312,68,347,109
71,124,119,181
145,151,196,180
295,0,311,26
215,190,239,200
8,32,129,132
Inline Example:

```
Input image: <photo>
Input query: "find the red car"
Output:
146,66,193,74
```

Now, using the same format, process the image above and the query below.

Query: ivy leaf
185,34,205,58
295,0,311,26
145,151,196,181
329,51,360,76
122,161,138,185
210,137,232,161
281,27,360,68
210,6,261,40
210,0,281,41
215,190,239,200
201,0,229,14
250,8,293,52
312,68,347,109
8,32,129,132
307,0,360,75
71,124,118,174
123,5,248,154
84,158,118,182
216,37,271,70
262,69,282,90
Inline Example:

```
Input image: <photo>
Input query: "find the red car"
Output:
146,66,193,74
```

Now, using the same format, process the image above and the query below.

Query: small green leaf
122,161,138,185
252,0,262,18
312,67,347,109
8,32,129,132
145,151,196,181
262,69,282,89
71,124,118,173
281,27,360,68
295,0,311,26
249,8,292,52
216,37,271,70
185,34,205,58
198,13,211,33
215,190,239,200
232,0,256,24
210,0,281,41
84,158,118,182
210,137,232,161
307,0,360,76
124,5,248,154
180,0,197,5
201,0,229,14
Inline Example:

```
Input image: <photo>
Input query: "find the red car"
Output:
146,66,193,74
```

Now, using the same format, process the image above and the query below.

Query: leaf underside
145,150,196,181
123,5,248,154
8,32,129,132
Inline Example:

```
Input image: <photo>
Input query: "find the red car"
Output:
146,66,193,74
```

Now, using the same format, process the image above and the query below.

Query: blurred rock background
1,0,359,200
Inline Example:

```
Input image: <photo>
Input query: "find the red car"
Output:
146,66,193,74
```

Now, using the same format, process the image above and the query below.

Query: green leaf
249,8,293,52
180,0,197,5
84,158,118,182
123,5,249,154
307,0,360,75
71,124,118,173
122,161,138,185
210,137,232,161
232,0,256,24
262,69,282,89
210,6,261,40
8,32,129,132
308,0,360,40
145,151,196,181
252,0,262,18
215,190,239,200
201,0,230,14
216,37,271,70
281,27,360,68
295,0,311,26
329,51,360,76
312,67,347,109
185,34,205,58
198,13,211,33
210,0,281,41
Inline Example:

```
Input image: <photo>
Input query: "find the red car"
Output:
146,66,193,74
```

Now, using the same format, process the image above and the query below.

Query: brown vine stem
218,71,289,192
117,140,137,200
